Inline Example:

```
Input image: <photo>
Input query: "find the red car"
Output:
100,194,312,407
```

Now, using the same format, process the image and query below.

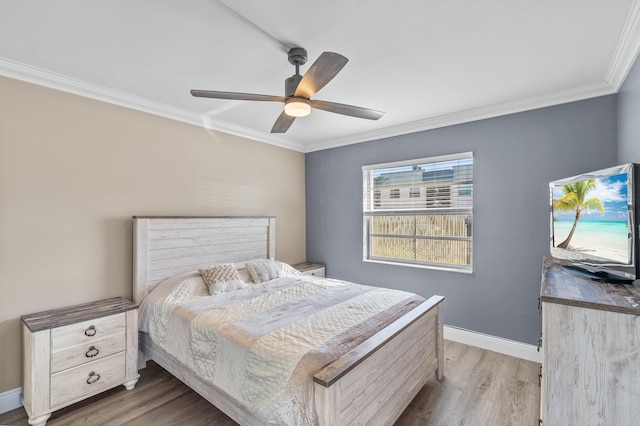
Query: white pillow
246,259,280,283
165,274,209,302
207,279,248,295
277,261,303,277
200,263,249,295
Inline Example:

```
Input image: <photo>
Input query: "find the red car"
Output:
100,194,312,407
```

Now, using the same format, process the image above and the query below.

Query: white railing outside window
362,152,473,273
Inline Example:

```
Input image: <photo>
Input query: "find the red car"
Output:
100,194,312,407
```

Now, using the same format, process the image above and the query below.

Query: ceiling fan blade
294,52,348,98
271,111,296,133
191,90,285,102
310,100,385,120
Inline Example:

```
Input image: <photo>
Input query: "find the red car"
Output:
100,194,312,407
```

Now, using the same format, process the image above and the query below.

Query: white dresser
22,297,139,426
540,257,640,425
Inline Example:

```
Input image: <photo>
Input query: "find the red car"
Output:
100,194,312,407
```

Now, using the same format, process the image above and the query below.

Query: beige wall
0,76,306,393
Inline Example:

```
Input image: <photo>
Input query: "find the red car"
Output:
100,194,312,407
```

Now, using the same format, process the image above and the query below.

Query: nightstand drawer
51,332,125,373
304,267,325,277
50,352,125,408
51,313,125,351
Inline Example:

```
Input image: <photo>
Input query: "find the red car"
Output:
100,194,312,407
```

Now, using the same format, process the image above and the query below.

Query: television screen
551,169,630,264
549,163,640,283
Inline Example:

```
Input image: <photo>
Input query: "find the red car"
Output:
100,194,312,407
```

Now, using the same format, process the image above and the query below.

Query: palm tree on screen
553,180,604,248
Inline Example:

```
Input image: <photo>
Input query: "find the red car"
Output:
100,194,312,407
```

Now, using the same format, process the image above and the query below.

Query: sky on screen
553,173,628,222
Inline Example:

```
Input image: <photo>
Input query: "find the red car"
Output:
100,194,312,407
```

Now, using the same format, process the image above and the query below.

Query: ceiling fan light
284,98,311,117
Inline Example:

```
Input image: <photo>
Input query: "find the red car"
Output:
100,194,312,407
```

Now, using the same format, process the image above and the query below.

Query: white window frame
362,152,473,273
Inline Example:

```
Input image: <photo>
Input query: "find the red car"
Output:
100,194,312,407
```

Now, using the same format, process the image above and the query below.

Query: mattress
139,271,425,425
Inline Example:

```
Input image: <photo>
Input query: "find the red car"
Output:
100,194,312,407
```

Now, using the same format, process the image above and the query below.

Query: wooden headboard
132,216,276,304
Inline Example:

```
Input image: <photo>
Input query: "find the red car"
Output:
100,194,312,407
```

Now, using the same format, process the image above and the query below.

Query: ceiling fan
190,47,385,133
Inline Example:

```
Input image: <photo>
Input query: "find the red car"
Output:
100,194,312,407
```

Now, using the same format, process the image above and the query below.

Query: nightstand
292,262,326,277
21,297,139,426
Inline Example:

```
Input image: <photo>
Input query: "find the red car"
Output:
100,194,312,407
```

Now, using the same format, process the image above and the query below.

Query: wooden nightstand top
22,297,137,332
292,262,325,273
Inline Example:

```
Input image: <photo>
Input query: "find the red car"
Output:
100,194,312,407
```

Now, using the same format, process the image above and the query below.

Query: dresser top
541,256,640,315
22,297,137,332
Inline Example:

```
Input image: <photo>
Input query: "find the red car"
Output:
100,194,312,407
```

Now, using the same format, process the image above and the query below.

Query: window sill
363,258,473,274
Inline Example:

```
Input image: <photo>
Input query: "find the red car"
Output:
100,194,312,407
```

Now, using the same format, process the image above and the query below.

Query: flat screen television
549,163,640,283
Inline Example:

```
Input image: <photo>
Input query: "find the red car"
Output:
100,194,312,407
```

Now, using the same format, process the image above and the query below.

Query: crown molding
306,0,640,152
4,0,640,157
0,57,305,153
0,55,620,155
304,81,615,152
605,0,640,91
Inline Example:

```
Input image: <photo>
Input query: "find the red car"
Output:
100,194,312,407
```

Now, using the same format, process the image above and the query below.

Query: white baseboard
0,387,22,414
444,325,542,363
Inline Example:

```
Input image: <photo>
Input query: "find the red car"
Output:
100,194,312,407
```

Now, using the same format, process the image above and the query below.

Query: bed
133,216,444,425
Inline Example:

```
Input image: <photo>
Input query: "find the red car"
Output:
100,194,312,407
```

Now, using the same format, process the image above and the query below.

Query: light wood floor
0,341,540,426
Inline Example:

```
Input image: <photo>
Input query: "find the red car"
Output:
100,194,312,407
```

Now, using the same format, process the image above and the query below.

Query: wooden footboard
314,295,444,426
139,295,444,426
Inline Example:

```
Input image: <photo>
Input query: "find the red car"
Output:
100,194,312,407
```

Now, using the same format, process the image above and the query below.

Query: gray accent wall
306,96,617,344
619,54,640,163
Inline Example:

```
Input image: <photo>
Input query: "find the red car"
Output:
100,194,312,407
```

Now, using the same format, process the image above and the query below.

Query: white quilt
139,272,424,425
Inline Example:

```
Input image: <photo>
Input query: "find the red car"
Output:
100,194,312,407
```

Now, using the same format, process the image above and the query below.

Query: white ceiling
1,0,640,152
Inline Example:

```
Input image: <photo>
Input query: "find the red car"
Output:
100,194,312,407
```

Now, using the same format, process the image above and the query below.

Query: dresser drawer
51,313,125,351
50,352,125,408
51,332,125,373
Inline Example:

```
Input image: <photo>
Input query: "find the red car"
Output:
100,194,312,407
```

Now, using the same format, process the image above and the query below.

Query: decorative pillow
245,259,280,283
200,264,248,295
237,267,253,284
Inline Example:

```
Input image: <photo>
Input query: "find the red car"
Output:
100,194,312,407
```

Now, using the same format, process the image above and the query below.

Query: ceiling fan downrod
285,48,307,97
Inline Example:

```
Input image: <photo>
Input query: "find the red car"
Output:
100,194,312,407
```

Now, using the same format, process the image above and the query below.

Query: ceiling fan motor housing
287,47,307,66
285,74,303,97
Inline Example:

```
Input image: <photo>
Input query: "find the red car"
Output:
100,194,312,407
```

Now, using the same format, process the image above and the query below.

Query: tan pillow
237,267,253,283
200,264,248,295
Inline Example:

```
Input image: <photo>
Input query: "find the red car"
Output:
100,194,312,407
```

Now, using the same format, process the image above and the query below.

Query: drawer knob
84,325,97,337
86,371,100,385
85,346,99,358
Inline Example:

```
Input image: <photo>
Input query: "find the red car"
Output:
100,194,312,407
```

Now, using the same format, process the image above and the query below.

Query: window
426,186,450,208
458,184,472,196
362,152,473,273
